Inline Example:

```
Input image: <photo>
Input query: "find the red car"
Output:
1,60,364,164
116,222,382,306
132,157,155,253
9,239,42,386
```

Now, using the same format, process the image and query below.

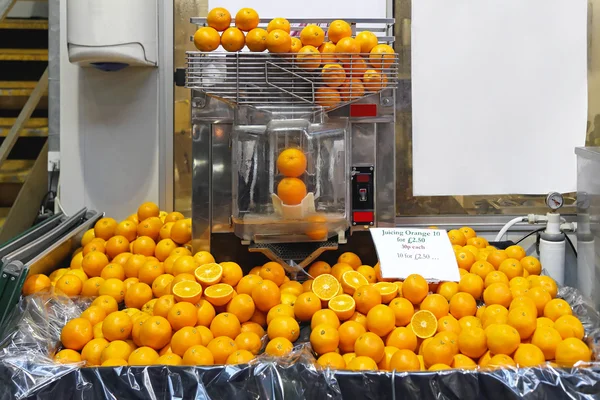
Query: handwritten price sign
369,228,460,282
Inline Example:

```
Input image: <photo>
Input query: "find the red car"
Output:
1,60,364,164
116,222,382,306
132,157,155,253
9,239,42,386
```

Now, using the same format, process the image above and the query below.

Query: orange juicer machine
185,18,398,271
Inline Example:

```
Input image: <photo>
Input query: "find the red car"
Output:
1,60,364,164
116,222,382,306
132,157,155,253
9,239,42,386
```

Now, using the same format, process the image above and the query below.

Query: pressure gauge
545,192,564,210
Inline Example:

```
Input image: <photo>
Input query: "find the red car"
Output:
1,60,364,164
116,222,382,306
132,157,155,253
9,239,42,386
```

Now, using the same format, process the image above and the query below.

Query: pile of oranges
304,241,592,371
193,8,395,110
21,210,592,370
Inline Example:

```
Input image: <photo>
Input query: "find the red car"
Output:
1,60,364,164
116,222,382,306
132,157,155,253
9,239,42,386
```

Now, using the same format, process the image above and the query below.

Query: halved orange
328,294,356,320
312,274,340,301
203,283,234,306
373,282,398,304
341,271,369,295
172,280,203,304
410,310,438,339
194,263,223,286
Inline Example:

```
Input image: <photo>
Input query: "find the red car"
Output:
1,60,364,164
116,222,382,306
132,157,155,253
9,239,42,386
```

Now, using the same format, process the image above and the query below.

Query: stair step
0,80,48,96
0,136,46,160
0,160,35,183
0,19,48,30
0,126,47,137
0,49,47,61
0,117,47,127
0,81,48,110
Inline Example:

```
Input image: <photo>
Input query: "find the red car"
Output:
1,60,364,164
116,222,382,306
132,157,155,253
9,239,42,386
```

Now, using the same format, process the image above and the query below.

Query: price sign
369,228,460,282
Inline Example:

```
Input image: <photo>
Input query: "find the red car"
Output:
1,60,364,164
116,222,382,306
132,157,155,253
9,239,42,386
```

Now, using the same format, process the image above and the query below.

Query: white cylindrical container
540,238,566,285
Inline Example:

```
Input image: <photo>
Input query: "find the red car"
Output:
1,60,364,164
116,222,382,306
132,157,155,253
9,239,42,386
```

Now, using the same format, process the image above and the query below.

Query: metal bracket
174,68,186,87
380,95,393,107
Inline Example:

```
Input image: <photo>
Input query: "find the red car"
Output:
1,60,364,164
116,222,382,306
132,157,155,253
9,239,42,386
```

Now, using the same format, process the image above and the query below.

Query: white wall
58,0,167,220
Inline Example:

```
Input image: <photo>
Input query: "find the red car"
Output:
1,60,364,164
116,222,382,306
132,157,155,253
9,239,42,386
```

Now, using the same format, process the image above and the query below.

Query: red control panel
351,166,374,225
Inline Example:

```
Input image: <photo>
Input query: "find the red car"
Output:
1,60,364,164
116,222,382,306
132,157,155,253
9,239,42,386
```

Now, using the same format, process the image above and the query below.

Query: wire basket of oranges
186,9,399,112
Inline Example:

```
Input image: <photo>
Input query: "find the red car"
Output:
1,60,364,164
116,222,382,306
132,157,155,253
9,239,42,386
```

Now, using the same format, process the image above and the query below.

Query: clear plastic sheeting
1,287,600,400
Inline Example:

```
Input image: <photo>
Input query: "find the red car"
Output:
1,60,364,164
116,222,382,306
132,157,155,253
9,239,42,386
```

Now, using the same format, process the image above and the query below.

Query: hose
494,216,527,242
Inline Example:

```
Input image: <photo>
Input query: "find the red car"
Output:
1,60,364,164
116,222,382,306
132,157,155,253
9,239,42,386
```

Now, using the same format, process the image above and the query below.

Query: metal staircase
0,1,49,243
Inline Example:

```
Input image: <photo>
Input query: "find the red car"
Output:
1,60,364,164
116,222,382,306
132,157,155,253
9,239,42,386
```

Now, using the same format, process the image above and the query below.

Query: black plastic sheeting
1,361,600,400
1,287,600,399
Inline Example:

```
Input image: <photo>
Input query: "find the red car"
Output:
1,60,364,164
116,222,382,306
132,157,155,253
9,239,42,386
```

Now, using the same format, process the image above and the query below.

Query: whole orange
81,338,109,366
449,292,477,319
389,297,414,326
221,27,245,52
266,29,291,53
368,44,395,68
531,326,563,360
61,318,93,350
252,280,281,312
193,26,221,52
513,343,545,367
246,28,269,52
321,64,346,88
140,316,172,350
318,42,337,64
317,352,346,369
300,24,325,47
277,177,307,205
22,274,51,296
353,285,381,314
486,324,520,355
315,87,341,109
207,336,238,364
182,344,214,366
457,327,487,358
207,7,231,32
310,323,339,355
267,17,290,34
355,31,378,53
129,346,159,366
294,291,321,321
402,274,428,305
335,37,360,54
422,337,455,368
210,312,241,339
235,331,262,355
170,326,204,356
94,217,117,240
386,327,417,351
498,258,524,280
555,337,591,367
483,283,512,308
338,79,365,102
235,8,259,32
338,321,366,353
327,20,352,44
366,304,395,337
167,302,198,331
277,148,307,178
458,273,484,300
354,332,385,362
264,337,293,357
420,294,449,320
389,349,420,371
267,316,300,342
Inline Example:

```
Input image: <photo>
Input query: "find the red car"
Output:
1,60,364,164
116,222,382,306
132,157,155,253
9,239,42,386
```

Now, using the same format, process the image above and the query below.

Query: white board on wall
412,0,587,196
207,1,388,19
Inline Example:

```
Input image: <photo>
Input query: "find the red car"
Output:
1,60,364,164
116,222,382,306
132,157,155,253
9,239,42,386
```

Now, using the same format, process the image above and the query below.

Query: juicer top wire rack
186,18,399,113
